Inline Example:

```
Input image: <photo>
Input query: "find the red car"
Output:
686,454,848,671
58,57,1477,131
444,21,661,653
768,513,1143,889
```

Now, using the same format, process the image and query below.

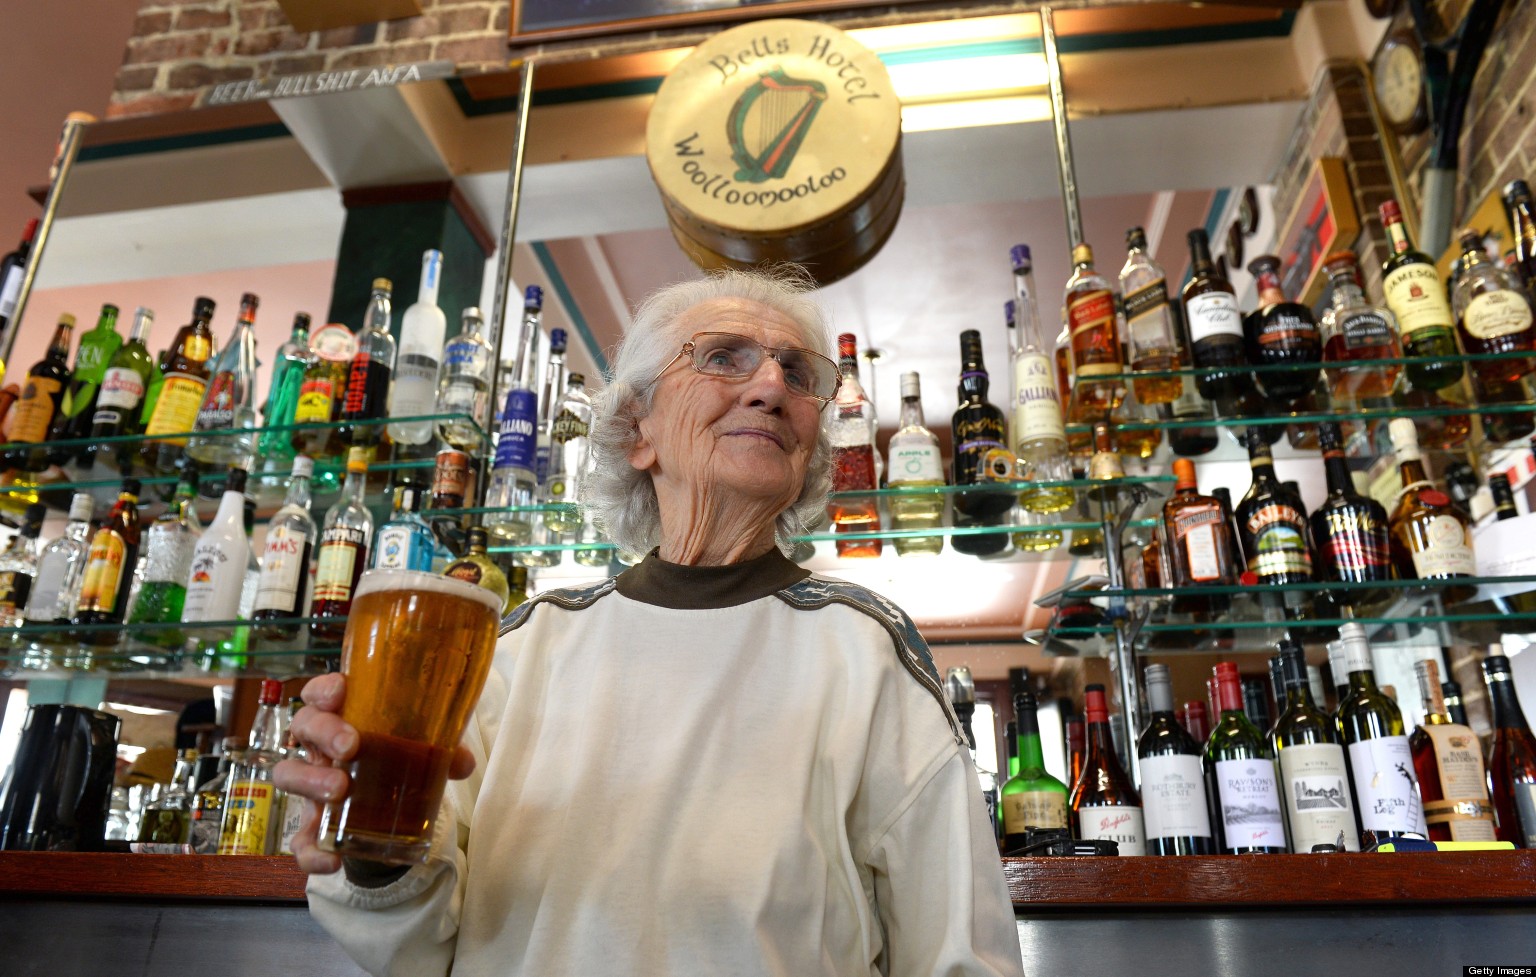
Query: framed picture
1275,157,1360,306
510,0,926,45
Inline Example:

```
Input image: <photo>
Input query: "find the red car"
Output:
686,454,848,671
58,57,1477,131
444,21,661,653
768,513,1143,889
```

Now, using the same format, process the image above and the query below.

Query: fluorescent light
118,745,147,760
103,701,177,716
852,14,1039,51
901,95,1053,133
887,53,1049,102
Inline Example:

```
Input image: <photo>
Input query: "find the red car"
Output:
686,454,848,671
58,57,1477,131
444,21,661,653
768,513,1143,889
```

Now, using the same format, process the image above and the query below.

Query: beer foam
354,568,505,616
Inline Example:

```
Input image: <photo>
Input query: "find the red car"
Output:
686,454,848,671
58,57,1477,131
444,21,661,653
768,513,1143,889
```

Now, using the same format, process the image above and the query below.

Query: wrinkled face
630,297,824,519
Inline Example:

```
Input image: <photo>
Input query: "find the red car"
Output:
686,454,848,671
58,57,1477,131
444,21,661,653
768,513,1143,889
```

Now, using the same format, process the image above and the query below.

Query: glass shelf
823,474,1175,500
1080,350,1536,383
0,616,339,680
790,517,1156,545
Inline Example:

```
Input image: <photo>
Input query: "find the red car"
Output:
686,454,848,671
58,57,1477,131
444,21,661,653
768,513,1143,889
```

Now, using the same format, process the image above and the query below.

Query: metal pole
2,111,95,369
486,58,538,392
1039,8,1083,247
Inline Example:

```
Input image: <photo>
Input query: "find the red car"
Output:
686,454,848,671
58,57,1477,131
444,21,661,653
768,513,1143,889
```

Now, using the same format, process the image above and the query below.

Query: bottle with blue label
372,484,436,572
486,286,544,545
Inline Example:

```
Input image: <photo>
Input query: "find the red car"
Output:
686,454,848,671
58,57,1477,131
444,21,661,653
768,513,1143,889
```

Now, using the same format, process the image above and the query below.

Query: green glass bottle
1000,689,1069,852
1272,635,1360,852
256,312,311,485
86,307,156,473
1204,661,1287,853
47,302,122,465
1379,200,1463,390
1334,622,1426,845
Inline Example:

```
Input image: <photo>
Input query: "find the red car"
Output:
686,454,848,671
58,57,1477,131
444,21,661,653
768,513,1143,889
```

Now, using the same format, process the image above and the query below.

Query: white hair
582,267,834,557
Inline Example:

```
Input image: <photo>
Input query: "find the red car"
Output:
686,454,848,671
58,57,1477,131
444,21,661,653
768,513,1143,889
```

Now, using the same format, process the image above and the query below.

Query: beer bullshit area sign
645,20,904,286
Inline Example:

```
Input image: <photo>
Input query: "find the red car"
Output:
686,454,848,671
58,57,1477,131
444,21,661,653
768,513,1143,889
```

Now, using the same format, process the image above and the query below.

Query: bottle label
310,323,357,361
279,790,307,856
183,539,242,621
1172,505,1225,582
7,375,61,443
534,436,551,486
374,525,431,572
218,779,275,855
1001,789,1068,834
77,530,127,614
1277,742,1359,851
1409,514,1476,578
1067,289,1118,376
1346,735,1424,836
95,366,146,412
1243,503,1312,578
342,355,390,423
1340,311,1397,351
1139,753,1212,841
26,555,68,622
1122,279,1169,327
1012,352,1066,443
1463,289,1534,340
181,334,213,364
144,373,208,440
442,337,481,370
888,442,943,485
294,376,336,424
195,370,237,429
389,354,438,414
1212,757,1286,849
255,525,310,614
444,561,484,587
1424,723,1496,842
494,389,538,471
1185,291,1243,344
0,570,33,621
1255,308,1320,350
551,407,589,444
1384,263,1454,338
1076,804,1145,855
0,266,22,319
314,528,366,603
1319,508,1391,576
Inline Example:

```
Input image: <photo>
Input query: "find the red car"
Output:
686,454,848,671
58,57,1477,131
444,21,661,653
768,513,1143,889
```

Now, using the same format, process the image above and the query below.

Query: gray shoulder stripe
775,578,966,749
500,577,619,636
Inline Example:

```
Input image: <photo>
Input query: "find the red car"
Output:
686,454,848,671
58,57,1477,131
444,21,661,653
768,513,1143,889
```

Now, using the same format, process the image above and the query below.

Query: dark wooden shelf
0,853,308,903
1004,850,1536,910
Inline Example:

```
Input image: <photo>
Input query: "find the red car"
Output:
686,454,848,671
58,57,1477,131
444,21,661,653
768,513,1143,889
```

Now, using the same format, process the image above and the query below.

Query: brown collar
615,547,810,609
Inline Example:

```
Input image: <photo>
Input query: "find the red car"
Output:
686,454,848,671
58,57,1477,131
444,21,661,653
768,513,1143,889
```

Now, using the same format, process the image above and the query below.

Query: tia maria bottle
1071,684,1146,855
1138,664,1215,855
1204,662,1288,853
950,329,1013,556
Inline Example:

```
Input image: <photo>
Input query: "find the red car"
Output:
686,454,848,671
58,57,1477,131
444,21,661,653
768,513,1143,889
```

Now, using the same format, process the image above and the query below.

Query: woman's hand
274,673,478,876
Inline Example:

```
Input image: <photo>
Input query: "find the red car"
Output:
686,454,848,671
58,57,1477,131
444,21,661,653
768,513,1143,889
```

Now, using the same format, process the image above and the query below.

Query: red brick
114,65,159,93
124,31,214,65
133,10,173,36
491,4,508,30
175,7,233,30
105,92,198,118
167,62,255,90
316,24,379,49
267,53,327,75
324,41,433,70
384,6,490,41
235,28,310,56
433,35,507,67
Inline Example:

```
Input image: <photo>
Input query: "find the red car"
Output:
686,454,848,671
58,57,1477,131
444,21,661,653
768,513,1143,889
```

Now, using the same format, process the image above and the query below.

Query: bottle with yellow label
73,478,143,649
5,314,75,472
138,296,216,476
1411,658,1497,842
1000,689,1069,853
219,679,286,855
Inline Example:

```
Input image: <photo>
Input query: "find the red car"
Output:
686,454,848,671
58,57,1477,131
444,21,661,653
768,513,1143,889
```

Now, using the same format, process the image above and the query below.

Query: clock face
1376,40,1425,130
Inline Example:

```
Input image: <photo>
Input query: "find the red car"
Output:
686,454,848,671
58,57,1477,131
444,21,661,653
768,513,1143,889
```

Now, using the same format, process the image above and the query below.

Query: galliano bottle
1204,662,1287,853
1272,639,1360,852
1071,684,1146,855
1138,664,1215,855
1334,622,1425,844
1010,245,1072,511
388,250,448,445
885,372,944,556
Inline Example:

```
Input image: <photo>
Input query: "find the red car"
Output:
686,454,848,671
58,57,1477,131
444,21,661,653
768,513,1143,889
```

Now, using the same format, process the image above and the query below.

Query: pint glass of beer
316,569,502,865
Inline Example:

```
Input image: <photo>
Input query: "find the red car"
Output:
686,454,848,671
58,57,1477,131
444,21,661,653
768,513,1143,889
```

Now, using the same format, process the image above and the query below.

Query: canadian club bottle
139,297,216,475
1272,637,1360,852
1181,229,1245,405
1411,658,1497,841
950,329,1012,556
1386,418,1476,602
826,333,881,557
1380,200,1463,391
1204,662,1287,853
1243,254,1322,405
1481,653,1536,847
1070,684,1146,855
1137,664,1215,855
1000,688,1069,852
1308,421,1392,610
1161,457,1239,616
1235,432,1312,591
1334,623,1426,844
74,479,143,646
5,314,74,471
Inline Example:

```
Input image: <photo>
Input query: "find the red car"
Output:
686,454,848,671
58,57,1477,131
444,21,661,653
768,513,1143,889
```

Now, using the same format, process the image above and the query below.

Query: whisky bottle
310,448,373,643
1244,254,1321,405
1481,652,1536,847
1385,418,1475,602
73,479,143,648
950,329,1012,556
1503,179,1536,290
886,371,944,557
1317,250,1403,402
826,333,882,558
1411,658,1497,841
1380,200,1464,390
1334,622,1425,844
1181,229,1245,405
1138,664,1215,855
290,321,356,465
1272,637,1360,852
1000,689,1070,852
5,314,74,472
1161,457,1239,616
1450,228,1536,386
1309,422,1392,609
1062,243,1123,424
1118,227,1183,405
1204,661,1288,853
1010,245,1073,510
1071,684,1146,855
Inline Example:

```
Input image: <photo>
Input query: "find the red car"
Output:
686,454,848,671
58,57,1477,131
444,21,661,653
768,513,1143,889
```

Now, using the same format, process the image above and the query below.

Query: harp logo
726,68,828,184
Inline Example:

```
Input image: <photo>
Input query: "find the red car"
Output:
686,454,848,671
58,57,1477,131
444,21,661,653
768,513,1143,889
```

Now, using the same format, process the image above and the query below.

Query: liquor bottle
388,250,447,446
85,306,155,471
186,293,260,470
1138,664,1215,855
1066,717,1085,791
1386,418,1476,602
1000,689,1070,851
5,314,74,471
951,329,1012,557
485,286,543,544
1309,421,1392,609
1204,662,1288,853
0,219,39,368
1086,422,1124,503
1380,200,1464,390
311,447,373,642
544,373,592,536
1011,246,1073,511
436,306,494,450
1334,622,1426,844
826,332,882,558
254,313,311,480
126,467,200,651
212,499,261,670
277,697,308,856
253,455,316,641
1244,254,1322,405
1003,719,1019,779
945,667,1000,841
1442,679,1471,727
522,329,571,568
181,467,251,631
1071,684,1145,855
23,492,92,635
46,303,122,465
1450,228,1536,385
338,278,397,446
139,297,216,475
1181,229,1245,404
1504,179,1536,290
139,748,198,846
1061,243,1122,426
74,479,143,645
1317,251,1403,401
1118,227,1183,405
1272,638,1360,852
1242,676,1273,735
1168,381,1219,458
1482,653,1536,847
191,740,237,855
1183,701,1210,743
1411,658,1497,840
1235,432,1312,592
443,525,511,615
884,371,945,557
290,321,355,465
372,484,435,572
0,504,45,627
219,679,286,856
1162,457,1239,616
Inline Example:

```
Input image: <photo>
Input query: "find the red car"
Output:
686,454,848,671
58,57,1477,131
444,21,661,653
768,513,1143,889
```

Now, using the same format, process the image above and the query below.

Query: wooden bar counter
2,851,1533,975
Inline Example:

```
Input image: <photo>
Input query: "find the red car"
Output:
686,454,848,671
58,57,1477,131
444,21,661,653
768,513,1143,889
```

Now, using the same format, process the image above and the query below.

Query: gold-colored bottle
444,526,511,615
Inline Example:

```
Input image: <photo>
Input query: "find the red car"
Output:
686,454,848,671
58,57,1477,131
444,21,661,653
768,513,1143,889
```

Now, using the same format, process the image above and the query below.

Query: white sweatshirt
308,549,1023,977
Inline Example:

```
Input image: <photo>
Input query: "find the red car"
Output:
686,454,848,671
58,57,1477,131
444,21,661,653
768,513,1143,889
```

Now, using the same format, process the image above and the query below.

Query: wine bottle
1410,657,1497,841
1244,254,1322,405
950,329,1012,556
1065,716,1085,791
1482,652,1536,847
1334,623,1426,845
1181,229,1245,405
827,333,881,558
0,219,39,366
1272,637,1360,852
1071,684,1146,855
1204,662,1288,853
1000,689,1070,852
1380,199,1463,390
1138,664,1215,855
1386,418,1476,602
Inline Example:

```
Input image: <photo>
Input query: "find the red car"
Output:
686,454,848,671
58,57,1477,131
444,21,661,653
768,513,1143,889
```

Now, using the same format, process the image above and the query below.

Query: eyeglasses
646,332,842,403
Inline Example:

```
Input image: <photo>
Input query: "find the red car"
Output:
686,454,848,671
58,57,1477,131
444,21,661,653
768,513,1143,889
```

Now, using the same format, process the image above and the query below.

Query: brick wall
109,0,511,118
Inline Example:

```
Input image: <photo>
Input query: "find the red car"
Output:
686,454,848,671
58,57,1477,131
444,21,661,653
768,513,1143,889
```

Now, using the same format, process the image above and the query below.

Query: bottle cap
462,306,483,325
240,292,260,310
1172,457,1198,489
1144,664,1174,713
1125,226,1147,250
193,296,217,319
1246,254,1282,278
568,373,585,388
1010,244,1032,270
1071,243,1093,266
1187,228,1210,250
1379,199,1403,224
224,467,248,494
259,679,283,705
1278,644,1308,691
57,313,76,328
524,284,543,307
1317,421,1343,453
372,278,392,292
1459,228,1487,254
1387,418,1420,456
346,446,369,473
466,525,489,551
899,371,921,400
121,478,141,497
21,503,45,534
1083,683,1108,722
291,455,313,480
99,303,120,318
1505,179,1531,200
1483,654,1513,681
292,311,312,331
550,328,567,353
67,492,94,523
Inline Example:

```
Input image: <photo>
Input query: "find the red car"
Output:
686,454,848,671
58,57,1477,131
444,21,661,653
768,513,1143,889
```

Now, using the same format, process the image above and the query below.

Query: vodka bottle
388,249,447,445
486,286,544,544
435,306,494,449
886,371,944,556
545,373,592,535
186,293,260,469
24,492,93,635
1010,244,1072,512
521,330,571,568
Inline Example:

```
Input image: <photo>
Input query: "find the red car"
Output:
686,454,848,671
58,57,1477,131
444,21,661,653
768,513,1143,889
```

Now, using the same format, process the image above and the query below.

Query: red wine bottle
1138,664,1215,855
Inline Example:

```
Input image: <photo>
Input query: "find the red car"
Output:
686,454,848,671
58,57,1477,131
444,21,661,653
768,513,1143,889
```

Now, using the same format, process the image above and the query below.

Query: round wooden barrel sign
646,19,904,286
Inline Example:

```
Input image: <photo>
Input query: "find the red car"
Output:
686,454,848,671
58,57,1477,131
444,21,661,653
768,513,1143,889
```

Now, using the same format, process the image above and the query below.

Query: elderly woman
278,268,1023,977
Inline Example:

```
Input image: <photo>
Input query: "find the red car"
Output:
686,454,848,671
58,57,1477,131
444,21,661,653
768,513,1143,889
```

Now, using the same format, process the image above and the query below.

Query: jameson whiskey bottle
139,296,216,475
1411,658,1497,841
950,329,1013,556
1380,200,1463,390
1385,418,1475,602
999,689,1069,852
